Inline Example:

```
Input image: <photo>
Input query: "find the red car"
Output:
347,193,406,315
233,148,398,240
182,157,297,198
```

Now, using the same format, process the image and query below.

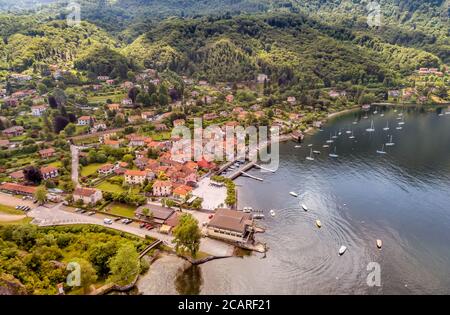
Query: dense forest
0,1,447,87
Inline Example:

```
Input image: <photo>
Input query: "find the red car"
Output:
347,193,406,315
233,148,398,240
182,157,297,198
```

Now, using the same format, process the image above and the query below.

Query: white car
103,218,113,225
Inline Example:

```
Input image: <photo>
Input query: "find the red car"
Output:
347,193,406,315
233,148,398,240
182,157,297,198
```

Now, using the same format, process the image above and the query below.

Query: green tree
109,244,140,285
72,258,98,294
172,213,201,258
34,186,47,205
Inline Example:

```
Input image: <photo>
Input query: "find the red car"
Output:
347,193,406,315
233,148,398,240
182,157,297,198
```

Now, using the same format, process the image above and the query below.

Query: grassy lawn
88,93,124,104
0,204,23,215
148,131,172,141
0,217,32,225
96,181,125,193
80,163,102,177
47,160,62,168
106,202,137,218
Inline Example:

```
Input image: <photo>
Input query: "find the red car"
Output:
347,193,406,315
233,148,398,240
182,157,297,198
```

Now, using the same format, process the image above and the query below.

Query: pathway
70,145,80,187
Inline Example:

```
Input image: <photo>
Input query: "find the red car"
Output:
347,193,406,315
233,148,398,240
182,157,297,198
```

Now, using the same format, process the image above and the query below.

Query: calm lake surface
182,106,450,294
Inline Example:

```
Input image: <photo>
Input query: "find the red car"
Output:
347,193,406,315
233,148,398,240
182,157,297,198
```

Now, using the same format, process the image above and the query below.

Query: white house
124,170,147,185
152,180,173,196
31,105,47,116
73,187,103,205
77,116,93,126
40,166,59,180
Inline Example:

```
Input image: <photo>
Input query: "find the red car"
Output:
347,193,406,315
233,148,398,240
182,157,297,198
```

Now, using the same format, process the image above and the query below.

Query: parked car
75,208,82,213
80,209,87,214
103,218,113,225
114,217,121,222
139,223,146,229
208,214,213,219
87,211,96,216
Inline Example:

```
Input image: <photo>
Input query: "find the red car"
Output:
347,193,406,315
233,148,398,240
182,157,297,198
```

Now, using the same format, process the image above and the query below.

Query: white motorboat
383,121,389,131
339,246,347,255
313,150,321,154
301,204,308,211
315,220,322,228
270,209,276,217
290,192,298,197
348,130,355,139
332,131,338,139
376,239,382,249
396,126,403,130
294,145,302,148
323,144,330,148
307,144,313,147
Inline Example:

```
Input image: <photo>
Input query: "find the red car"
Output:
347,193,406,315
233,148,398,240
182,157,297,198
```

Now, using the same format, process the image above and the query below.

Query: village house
0,139,10,149
256,73,269,84
152,180,173,196
40,166,59,180
10,73,32,81
73,187,103,205
31,105,47,116
141,111,155,121
287,96,296,105
2,126,24,137
122,98,133,106
77,116,93,126
207,208,255,242
154,123,168,131
124,170,148,185
226,94,234,103
90,123,107,133
97,76,110,81
39,148,56,159
203,113,218,120
97,164,116,176
103,139,120,148
129,135,146,146
9,170,24,181
173,119,185,127
3,98,18,107
172,184,193,200
191,91,200,98
107,103,120,111
121,81,134,90
135,204,174,225
0,183,37,196
198,80,208,86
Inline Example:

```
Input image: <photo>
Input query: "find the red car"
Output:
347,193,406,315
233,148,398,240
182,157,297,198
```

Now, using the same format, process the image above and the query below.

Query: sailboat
329,147,339,158
348,130,355,139
376,144,387,154
383,121,389,131
366,120,375,132
326,133,334,143
332,131,338,139
306,148,315,161
386,135,395,146
398,118,405,125
338,129,342,136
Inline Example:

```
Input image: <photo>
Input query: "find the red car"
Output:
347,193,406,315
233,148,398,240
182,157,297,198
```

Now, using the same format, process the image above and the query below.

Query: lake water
184,106,450,294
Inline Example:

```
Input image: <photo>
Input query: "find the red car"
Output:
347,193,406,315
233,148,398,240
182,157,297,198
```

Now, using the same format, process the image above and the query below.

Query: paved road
70,145,80,187
28,203,233,257
0,192,36,209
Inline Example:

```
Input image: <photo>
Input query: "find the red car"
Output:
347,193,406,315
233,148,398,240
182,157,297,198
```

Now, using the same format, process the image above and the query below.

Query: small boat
396,126,403,130
307,144,313,147
248,207,253,212
383,121,389,131
294,145,302,148
339,246,347,256
376,144,387,154
394,109,398,112
290,192,298,197
346,130,351,134
313,150,321,154
332,131,338,139
306,148,315,161
373,110,378,114
323,144,330,148
398,119,405,125
301,204,308,211
363,115,369,119
326,133,334,143
438,112,444,117
352,121,358,125
253,214,265,219
329,147,339,158
338,129,342,136
445,111,450,115
386,135,395,146
380,113,385,117
243,207,251,213
315,220,322,228
366,120,375,132
270,209,276,217
376,239,382,249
